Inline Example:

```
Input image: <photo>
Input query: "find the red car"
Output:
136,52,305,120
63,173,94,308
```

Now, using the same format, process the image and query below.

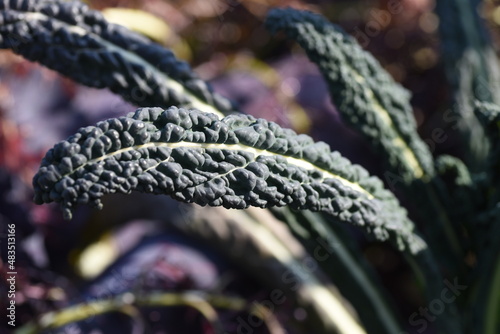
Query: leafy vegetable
2,0,497,332
33,106,425,253
436,0,500,170
0,0,234,116
176,205,368,334
265,8,435,184
264,6,465,277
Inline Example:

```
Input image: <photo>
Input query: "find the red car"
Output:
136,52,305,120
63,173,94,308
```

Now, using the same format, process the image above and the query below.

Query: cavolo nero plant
1,0,499,333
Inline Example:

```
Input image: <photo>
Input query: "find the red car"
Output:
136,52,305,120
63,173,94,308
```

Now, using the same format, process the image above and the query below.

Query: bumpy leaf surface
0,0,234,116
265,8,434,183
33,107,425,253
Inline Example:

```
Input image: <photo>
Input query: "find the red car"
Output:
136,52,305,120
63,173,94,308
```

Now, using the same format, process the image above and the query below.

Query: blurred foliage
2,0,500,333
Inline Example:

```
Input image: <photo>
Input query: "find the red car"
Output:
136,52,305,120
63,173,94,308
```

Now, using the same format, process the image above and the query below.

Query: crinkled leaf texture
0,0,233,116
33,107,425,254
265,8,434,183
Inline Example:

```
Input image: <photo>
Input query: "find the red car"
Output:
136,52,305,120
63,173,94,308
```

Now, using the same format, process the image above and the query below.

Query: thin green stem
300,211,403,334
423,183,464,269
15,291,254,334
485,250,500,334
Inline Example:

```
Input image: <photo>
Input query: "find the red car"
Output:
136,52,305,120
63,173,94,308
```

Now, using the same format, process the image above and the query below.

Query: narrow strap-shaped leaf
291,210,404,334
436,0,500,170
436,0,500,104
33,106,425,254
287,211,461,334
405,249,463,334
484,250,500,334
264,7,464,275
0,0,234,117
470,101,500,334
468,204,500,334
173,205,367,334
265,8,435,184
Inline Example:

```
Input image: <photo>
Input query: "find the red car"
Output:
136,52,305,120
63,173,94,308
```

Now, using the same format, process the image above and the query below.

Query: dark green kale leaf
33,107,426,254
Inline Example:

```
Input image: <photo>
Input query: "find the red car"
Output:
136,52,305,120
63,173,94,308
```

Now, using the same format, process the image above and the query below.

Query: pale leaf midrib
287,23,425,178
351,70,425,179
63,141,373,198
